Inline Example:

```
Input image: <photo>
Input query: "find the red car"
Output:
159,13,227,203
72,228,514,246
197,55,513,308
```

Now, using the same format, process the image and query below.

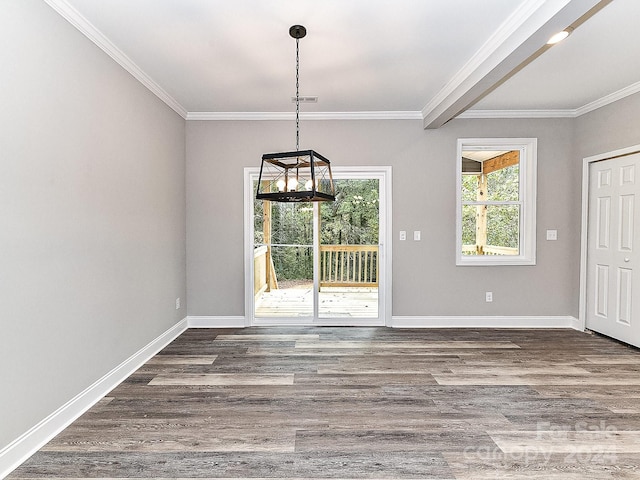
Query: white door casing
244,166,392,327
586,152,640,347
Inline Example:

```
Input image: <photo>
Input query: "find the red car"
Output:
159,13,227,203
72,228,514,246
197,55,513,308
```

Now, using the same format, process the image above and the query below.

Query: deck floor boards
255,287,378,318
8,327,640,479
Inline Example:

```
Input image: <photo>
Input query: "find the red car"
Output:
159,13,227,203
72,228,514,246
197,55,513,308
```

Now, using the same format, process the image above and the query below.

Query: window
456,138,537,266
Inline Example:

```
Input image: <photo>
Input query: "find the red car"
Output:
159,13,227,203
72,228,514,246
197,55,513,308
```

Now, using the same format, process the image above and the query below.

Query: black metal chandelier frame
256,25,335,203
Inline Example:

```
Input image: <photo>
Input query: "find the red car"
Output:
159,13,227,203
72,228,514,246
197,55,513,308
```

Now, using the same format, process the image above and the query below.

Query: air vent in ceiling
291,96,318,103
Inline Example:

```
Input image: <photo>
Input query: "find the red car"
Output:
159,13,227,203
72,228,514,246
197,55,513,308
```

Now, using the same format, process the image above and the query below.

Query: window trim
456,138,537,266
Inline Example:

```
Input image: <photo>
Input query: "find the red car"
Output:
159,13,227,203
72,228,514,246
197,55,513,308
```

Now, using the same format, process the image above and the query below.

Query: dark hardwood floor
8,327,640,479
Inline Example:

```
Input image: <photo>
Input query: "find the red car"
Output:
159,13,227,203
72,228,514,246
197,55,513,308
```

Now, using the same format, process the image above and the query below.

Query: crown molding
575,80,640,116
459,80,640,120
40,0,639,126
186,111,422,121
187,112,293,121
458,109,576,119
190,80,640,122
43,0,188,119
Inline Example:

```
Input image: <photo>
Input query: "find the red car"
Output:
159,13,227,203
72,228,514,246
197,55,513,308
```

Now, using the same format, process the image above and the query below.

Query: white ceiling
473,0,640,112
46,0,640,127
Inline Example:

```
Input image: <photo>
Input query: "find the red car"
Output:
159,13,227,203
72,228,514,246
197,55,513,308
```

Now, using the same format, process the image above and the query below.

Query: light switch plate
546,229,558,241
413,231,421,241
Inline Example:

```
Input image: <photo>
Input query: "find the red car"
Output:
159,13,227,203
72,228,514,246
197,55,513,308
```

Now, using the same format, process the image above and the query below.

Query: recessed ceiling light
547,28,573,45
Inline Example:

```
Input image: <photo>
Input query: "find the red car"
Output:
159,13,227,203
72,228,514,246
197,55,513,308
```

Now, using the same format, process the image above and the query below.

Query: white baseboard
571,317,584,331
187,316,247,328
0,318,188,480
391,315,580,329
186,315,580,330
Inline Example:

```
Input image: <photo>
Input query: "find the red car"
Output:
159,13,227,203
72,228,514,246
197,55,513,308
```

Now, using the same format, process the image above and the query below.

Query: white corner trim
575,80,640,117
391,316,580,330
187,316,247,328
188,112,293,121
458,109,577,119
304,111,422,120
42,0,188,119
0,318,188,479
186,111,422,121
458,81,640,120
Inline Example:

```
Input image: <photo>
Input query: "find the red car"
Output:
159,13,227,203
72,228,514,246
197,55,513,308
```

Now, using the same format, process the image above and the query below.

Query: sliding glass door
318,179,379,319
246,167,390,326
253,201,314,319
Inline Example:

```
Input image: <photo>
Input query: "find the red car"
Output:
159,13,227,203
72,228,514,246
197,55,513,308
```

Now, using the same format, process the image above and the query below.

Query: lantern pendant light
256,25,335,203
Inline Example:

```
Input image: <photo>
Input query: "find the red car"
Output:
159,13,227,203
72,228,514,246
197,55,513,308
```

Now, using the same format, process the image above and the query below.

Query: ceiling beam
483,151,520,175
421,0,610,129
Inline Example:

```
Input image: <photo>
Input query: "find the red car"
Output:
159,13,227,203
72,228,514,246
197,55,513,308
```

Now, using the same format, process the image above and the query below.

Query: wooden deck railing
254,245,278,297
254,245,268,296
462,245,519,256
255,244,379,291
320,245,378,287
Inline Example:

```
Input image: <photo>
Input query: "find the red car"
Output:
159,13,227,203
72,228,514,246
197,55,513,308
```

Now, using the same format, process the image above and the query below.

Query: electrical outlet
485,292,493,303
175,297,181,310
399,230,407,241
546,229,558,241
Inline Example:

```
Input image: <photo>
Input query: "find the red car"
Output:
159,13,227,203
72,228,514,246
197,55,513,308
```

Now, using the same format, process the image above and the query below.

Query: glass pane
254,246,313,318
320,179,379,245
460,151,519,201
461,204,520,256
486,205,520,253
254,181,314,246
253,181,264,245
486,164,519,201
254,201,313,318
319,179,379,318
461,175,479,202
271,203,313,246
461,204,478,255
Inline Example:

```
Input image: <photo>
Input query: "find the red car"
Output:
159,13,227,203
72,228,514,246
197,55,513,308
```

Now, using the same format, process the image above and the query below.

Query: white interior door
586,153,640,347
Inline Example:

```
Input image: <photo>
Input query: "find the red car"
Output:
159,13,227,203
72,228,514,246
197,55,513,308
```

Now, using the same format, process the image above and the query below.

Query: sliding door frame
244,166,392,326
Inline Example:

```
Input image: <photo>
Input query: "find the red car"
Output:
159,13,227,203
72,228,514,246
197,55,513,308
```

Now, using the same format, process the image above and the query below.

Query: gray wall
5,0,640,457
574,92,640,159
0,1,186,449
186,117,579,318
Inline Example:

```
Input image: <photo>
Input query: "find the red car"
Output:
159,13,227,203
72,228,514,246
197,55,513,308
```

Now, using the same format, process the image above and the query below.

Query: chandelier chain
295,37,300,151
